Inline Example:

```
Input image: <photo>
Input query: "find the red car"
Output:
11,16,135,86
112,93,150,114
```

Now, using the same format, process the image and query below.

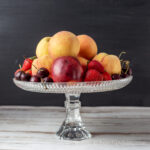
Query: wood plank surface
0,106,150,150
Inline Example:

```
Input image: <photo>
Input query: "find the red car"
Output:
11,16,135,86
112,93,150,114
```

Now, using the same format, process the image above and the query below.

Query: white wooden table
0,106,150,150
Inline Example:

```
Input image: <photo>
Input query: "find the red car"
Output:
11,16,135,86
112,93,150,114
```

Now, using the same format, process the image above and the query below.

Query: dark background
0,0,149,106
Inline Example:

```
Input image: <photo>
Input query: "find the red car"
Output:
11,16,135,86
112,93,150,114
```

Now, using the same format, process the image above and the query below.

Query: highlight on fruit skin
48,31,80,59
36,37,51,58
77,34,98,60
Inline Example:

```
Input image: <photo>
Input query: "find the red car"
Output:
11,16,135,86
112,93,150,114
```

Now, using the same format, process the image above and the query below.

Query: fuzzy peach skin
77,34,98,60
48,31,80,59
36,37,51,58
101,55,121,75
93,52,108,62
32,55,53,75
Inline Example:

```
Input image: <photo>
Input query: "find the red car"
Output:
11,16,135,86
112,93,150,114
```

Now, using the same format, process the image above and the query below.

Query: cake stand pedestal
13,76,133,141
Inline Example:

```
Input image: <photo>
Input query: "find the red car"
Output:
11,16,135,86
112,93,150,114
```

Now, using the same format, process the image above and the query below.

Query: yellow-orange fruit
36,37,51,58
77,56,88,67
48,31,80,59
32,55,53,75
93,52,108,62
101,55,121,75
77,35,98,60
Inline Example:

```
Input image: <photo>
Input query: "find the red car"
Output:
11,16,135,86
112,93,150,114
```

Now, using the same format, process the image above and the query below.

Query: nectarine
51,56,83,82
77,34,98,60
93,52,108,62
101,55,121,75
48,31,80,59
36,37,51,58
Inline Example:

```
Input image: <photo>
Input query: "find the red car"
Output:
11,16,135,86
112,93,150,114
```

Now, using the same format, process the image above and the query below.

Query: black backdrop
0,0,150,106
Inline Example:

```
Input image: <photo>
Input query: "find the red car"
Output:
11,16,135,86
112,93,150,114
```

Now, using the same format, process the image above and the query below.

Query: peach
48,31,80,59
32,55,53,76
77,35,98,60
36,37,51,58
93,52,108,62
101,55,121,75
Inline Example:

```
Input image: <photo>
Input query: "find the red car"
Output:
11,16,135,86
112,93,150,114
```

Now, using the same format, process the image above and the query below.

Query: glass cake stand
13,76,133,141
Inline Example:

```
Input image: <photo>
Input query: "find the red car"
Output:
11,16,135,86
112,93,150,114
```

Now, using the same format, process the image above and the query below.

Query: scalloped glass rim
13,76,133,94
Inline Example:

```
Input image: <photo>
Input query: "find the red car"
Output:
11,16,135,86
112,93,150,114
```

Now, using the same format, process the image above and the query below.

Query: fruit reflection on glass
13,30,133,141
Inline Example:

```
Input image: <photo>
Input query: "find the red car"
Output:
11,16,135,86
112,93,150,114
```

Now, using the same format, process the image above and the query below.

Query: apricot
77,56,88,73
77,56,88,67
101,55,121,75
48,31,80,59
77,35,98,60
93,52,108,62
32,55,53,76
36,37,51,58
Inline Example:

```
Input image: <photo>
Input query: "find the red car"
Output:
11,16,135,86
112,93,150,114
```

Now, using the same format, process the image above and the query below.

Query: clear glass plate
13,76,133,141
13,76,133,94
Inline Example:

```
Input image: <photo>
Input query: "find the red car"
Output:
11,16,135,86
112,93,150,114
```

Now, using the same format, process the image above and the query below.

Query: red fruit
102,71,112,81
20,72,31,81
22,56,36,71
43,77,53,82
14,69,22,76
88,60,104,73
30,75,41,82
51,56,83,82
15,71,24,80
25,70,32,76
22,58,32,71
37,68,49,78
84,69,103,82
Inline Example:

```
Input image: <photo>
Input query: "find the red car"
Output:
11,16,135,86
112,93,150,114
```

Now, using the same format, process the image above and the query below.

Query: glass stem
65,93,82,126
56,93,91,140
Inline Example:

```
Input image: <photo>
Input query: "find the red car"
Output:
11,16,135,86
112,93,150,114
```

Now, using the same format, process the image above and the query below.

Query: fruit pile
14,31,132,82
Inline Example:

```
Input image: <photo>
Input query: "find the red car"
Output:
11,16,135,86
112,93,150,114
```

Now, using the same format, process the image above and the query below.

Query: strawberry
22,56,36,71
102,71,112,81
84,69,103,82
25,69,32,76
88,60,104,73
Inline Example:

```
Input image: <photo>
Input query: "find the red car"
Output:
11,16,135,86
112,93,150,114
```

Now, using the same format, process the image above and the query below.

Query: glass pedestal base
56,121,91,141
56,94,92,141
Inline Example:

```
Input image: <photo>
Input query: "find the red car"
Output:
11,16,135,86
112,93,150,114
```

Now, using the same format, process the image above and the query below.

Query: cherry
43,77,53,82
111,74,120,80
121,73,129,78
37,68,49,78
15,71,24,80
121,67,132,77
30,76,41,82
20,72,31,81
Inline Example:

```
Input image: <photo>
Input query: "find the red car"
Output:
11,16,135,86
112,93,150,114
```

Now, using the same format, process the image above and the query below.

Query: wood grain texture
0,106,150,150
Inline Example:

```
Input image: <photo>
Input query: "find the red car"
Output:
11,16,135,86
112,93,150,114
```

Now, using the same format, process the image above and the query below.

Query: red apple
51,56,83,82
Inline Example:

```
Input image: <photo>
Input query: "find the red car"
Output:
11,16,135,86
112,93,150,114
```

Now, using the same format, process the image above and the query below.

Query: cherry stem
125,61,130,74
119,51,126,59
19,64,22,69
